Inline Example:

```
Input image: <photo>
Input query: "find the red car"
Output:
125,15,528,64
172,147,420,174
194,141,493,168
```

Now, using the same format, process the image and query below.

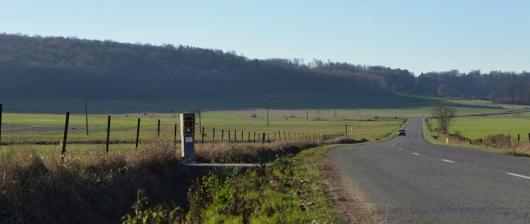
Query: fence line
0,105,366,156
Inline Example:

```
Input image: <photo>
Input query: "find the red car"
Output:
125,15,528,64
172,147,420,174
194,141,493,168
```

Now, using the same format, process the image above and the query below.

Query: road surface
330,118,530,223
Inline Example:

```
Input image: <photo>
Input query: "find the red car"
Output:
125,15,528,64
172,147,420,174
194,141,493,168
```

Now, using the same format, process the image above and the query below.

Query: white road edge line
441,159,456,163
505,172,530,180
412,152,421,156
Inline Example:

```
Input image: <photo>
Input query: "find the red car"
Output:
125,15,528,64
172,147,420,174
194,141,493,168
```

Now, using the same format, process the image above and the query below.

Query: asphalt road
330,118,530,223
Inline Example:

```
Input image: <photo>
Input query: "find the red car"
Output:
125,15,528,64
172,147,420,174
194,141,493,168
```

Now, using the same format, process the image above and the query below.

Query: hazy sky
1,0,529,74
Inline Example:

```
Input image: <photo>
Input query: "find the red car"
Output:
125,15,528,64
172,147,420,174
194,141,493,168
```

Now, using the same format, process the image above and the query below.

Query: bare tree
432,101,456,133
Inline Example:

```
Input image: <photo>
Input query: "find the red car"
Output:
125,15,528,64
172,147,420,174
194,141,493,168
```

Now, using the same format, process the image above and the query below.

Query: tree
432,101,456,133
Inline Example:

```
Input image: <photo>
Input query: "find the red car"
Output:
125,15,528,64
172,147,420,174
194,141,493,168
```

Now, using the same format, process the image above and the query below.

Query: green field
1,97,520,158
0,109,406,158
442,113,530,143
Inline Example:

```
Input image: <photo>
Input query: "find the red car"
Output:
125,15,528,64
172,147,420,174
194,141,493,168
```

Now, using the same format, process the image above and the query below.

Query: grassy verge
422,118,530,156
124,146,339,223
0,136,349,223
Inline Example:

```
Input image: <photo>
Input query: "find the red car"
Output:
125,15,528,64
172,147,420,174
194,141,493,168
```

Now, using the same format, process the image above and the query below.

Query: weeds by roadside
0,136,354,223
124,146,339,224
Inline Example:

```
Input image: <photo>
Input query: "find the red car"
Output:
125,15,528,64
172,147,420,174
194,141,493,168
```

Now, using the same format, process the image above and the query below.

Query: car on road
398,129,406,136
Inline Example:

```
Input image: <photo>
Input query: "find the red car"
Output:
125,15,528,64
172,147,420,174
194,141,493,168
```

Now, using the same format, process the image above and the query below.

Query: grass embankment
124,145,339,223
0,136,353,223
424,117,530,156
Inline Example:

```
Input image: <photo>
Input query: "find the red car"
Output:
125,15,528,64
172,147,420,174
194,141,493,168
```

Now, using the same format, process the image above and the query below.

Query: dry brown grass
0,139,199,224
0,137,360,223
195,137,366,163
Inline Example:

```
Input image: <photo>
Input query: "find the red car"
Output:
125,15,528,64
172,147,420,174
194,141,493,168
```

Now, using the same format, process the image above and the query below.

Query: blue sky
1,0,529,74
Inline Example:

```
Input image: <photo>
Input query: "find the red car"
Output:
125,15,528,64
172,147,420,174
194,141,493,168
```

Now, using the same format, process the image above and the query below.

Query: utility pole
84,99,89,135
266,108,270,127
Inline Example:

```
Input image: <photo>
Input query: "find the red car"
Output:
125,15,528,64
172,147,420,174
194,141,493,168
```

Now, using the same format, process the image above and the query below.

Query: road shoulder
321,145,387,224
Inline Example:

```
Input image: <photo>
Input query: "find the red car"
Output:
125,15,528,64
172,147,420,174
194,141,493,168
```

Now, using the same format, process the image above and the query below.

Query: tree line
0,33,528,105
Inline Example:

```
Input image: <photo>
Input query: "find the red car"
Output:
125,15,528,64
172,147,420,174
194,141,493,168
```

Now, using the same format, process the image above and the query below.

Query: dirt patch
320,152,387,224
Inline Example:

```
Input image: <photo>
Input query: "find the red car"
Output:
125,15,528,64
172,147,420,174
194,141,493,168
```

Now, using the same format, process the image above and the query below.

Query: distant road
330,118,530,223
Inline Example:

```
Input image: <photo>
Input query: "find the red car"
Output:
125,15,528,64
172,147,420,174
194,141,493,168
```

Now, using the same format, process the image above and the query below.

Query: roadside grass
196,146,338,223
0,140,196,224
124,145,339,224
0,137,347,224
0,108,408,223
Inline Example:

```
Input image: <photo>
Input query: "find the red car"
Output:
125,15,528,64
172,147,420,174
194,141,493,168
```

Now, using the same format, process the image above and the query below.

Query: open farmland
443,112,530,143
0,109,406,159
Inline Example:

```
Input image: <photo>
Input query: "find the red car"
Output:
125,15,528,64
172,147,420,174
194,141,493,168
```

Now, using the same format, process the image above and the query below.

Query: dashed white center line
441,159,456,163
505,172,530,180
412,152,421,156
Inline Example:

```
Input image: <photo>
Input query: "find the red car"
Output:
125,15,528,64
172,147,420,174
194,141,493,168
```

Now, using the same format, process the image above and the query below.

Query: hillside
0,34,410,98
1,34,528,113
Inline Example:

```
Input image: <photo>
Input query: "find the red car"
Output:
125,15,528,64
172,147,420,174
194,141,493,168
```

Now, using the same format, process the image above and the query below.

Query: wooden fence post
247,131,250,143
278,130,281,141
228,130,231,143
157,119,161,137
241,130,243,143
262,132,266,144
105,115,111,159
84,99,89,135
234,129,237,142
61,112,70,162
266,108,270,127
345,124,348,136
222,129,225,142
518,133,520,143
135,118,141,149
174,124,178,146
253,132,256,143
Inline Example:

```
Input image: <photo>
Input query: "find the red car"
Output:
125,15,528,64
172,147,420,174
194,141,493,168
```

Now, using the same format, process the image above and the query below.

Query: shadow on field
1,94,438,113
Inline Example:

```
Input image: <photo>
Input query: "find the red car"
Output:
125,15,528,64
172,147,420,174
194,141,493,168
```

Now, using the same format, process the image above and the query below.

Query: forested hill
0,34,529,109
0,34,410,100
